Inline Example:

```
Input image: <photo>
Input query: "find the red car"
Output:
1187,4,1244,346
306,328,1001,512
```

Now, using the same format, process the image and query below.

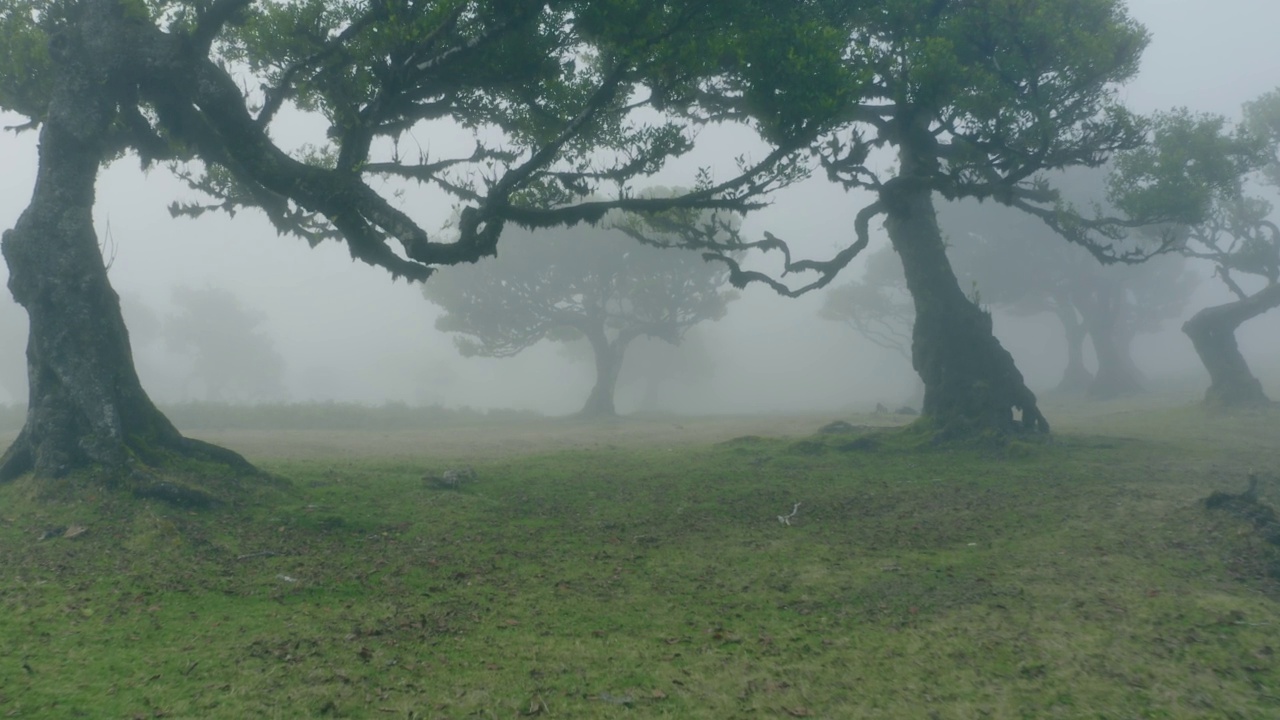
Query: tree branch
1008,196,1177,265
190,0,253,53
254,6,390,129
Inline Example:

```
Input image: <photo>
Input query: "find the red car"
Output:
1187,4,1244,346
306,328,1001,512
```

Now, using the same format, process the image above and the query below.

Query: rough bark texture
0,5,251,483
882,171,1048,437
1182,283,1280,407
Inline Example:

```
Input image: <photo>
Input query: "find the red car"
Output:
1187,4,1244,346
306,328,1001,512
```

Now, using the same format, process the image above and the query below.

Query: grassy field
1,402,1278,718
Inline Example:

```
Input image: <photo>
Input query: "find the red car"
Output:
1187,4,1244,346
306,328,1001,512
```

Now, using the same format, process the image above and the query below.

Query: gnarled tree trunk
1088,325,1144,399
1077,280,1143,399
579,330,627,418
881,171,1048,437
0,9,251,483
1051,300,1093,394
1182,283,1280,407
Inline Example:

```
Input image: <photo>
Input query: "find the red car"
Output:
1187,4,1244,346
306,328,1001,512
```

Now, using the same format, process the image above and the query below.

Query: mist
1,0,1278,418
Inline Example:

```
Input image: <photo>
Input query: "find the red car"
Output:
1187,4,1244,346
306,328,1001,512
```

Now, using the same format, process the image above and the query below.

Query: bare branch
1008,196,1177,265
501,143,805,230
619,199,885,298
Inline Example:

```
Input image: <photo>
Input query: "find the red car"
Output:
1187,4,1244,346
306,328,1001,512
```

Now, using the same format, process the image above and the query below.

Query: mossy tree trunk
880,155,1048,436
0,9,251,483
1182,283,1280,407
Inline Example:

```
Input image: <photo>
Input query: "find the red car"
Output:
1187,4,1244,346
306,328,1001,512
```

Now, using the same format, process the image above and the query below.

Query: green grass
1,408,1278,718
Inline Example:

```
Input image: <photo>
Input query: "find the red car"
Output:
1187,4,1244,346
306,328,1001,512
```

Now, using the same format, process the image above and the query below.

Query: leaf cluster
823,0,1148,197
0,0,1198,302
1,0,857,286
686,0,1163,299
1108,109,1264,228
1111,99,1280,291
0,1,53,123
198,0,856,258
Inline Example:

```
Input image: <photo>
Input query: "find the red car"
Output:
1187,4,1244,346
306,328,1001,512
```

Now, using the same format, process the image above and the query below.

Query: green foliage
1109,109,1264,227
1213,197,1280,284
729,0,1163,318
1112,95,1280,288
0,1,51,120
698,0,862,145
228,0,564,135
826,0,1149,197
1244,88,1280,188
1,0,860,286
211,0,856,192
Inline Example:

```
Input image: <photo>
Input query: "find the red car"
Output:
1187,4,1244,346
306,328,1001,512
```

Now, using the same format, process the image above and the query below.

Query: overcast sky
1,0,1278,412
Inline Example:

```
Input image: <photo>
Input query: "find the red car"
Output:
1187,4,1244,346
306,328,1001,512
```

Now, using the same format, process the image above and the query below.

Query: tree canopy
1112,97,1280,406
0,0,856,482
0,0,1255,483
2,0,854,277
675,0,1160,437
423,219,737,416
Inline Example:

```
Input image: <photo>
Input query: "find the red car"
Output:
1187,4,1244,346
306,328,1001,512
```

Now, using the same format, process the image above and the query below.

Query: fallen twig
778,502,801,526
236,550,280,561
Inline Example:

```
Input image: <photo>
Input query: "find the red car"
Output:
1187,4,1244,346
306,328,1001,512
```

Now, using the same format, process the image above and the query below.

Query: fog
1,0,1278,416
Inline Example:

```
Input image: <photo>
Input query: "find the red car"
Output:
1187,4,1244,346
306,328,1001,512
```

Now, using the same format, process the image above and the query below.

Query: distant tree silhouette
1112,103,1278,406
424,223,737,417
941,171,1198,399
819,246,913,362
163,286,286,403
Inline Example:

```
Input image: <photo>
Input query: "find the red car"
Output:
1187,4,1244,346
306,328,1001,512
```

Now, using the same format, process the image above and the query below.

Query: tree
940,173,1199,399
0,0,851,482
1111,104,1279,407
652,0,1180,437
163,286,286,402
616,331,717,413
1073,254,1196,398
554,325,719,413
819,244,928,408
423,222,737,417
819,245,913,362
1180,197,1280,406
945,210,1097,394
